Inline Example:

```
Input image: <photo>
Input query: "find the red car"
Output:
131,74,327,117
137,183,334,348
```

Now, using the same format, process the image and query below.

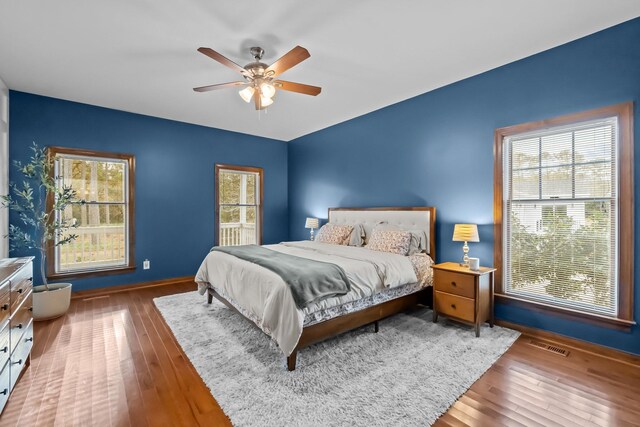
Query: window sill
495,293,636,332
47,265,136,281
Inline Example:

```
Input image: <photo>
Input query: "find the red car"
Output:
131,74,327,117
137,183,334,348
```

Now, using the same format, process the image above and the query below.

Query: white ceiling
1,1,638,142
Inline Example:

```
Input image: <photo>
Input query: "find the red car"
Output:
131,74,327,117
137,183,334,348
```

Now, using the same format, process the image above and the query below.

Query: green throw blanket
210,245,351,309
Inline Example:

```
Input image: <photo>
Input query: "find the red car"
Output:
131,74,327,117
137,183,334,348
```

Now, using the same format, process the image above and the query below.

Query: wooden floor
1,282,638,426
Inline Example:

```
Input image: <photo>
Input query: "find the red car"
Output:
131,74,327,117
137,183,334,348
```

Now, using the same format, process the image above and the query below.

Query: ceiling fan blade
198,47,249,76
274,80,321,96
193,81,248,92
265,46,310,77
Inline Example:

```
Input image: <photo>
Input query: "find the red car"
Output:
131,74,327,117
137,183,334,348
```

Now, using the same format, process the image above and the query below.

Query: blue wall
9,92,288,291
288,18,640,355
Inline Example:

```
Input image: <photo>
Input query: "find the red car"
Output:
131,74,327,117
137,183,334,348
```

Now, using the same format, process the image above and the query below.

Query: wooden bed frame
206,206,437,371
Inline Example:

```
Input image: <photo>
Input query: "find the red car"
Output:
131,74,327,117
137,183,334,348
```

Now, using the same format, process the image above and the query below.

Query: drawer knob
0,388,7,395
11,359,22,366
15,323,23,330
17,288,23,294
0,304,7,311
451,304,457,309
28,277,33,282
29,307,33,312
451,281,457,287
0,346,7,353
26,337,33,343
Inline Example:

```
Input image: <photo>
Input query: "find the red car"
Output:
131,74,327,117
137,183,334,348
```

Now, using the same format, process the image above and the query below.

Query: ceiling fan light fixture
260,95,274,107
238,86,255,103
260,82,276,98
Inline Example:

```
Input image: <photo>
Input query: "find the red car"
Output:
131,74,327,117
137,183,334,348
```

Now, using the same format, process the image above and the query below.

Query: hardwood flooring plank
460,391,545,427
128,290,201,426
142,287,229,426
111,292,171,426
433,412,470,427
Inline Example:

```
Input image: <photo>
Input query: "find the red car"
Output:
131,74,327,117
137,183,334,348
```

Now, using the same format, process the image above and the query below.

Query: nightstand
432,262,496,337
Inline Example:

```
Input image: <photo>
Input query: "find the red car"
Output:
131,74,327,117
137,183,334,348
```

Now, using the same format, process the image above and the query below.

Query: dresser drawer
10,275,32,314
10,264,32,290
9,326,32,391
10,291,33,356
0,359,10,412
0,322,9,370
435,291,475,323
0,281,9,326
434,269,475,299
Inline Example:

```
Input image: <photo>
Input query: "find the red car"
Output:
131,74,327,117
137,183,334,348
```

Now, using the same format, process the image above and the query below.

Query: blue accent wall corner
287,17,640,355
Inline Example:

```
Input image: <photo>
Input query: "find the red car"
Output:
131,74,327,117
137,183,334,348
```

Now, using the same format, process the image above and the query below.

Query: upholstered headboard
328,207,436,259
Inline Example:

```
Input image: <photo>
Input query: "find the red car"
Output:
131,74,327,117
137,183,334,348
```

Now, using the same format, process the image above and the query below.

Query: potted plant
2,143,82,320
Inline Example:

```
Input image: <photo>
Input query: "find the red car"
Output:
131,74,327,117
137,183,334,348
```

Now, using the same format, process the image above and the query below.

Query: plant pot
32,283,72,321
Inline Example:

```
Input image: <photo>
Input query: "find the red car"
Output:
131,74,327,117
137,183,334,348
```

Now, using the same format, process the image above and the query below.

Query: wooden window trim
46,146,136,280
493,102,635,330
215,164,264,246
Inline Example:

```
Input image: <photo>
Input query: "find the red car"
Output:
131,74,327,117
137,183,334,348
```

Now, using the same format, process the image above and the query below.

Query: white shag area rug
154,291,519,427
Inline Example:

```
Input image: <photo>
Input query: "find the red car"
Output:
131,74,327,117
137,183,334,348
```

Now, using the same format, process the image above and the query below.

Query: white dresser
0,257,34,413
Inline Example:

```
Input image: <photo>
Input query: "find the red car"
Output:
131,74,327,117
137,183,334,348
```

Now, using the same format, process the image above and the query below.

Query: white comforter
195,241,419,356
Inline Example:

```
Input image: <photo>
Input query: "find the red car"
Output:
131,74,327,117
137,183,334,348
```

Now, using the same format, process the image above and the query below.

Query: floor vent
528,340,569,357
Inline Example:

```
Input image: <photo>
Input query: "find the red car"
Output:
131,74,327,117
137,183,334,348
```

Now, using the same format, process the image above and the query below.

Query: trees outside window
47,147,135,279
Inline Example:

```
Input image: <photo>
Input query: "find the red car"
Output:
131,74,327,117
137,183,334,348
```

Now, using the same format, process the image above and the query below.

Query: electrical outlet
143,259,150,270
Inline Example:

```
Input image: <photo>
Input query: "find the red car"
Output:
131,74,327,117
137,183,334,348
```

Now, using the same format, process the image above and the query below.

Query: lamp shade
305,218,319,229
452,224,479,242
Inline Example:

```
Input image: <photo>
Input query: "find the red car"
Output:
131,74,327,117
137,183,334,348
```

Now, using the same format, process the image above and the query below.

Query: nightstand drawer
434,269,475,298
435,291,475,323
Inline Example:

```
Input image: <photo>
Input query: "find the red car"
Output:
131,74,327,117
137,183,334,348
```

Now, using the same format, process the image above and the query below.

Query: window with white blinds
503,117,618,316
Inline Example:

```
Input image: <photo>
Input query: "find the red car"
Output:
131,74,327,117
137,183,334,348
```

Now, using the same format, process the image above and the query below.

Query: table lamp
452,224,479,267
305,218,319,240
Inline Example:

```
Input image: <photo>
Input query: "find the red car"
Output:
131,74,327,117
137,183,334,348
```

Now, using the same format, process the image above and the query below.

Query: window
47,147,135,279
215,164,263,246
494,103,634,329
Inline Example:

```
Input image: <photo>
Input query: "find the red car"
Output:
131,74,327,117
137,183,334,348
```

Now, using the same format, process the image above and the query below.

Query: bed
195,206,437,370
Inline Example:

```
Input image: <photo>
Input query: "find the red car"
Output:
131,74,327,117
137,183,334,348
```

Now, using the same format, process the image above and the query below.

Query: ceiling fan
193,45,321,110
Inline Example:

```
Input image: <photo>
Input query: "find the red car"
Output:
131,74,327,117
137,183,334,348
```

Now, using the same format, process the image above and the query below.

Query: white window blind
503,117,618,316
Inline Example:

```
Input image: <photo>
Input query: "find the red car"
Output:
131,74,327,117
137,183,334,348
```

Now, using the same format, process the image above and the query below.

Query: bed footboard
206,285,432,371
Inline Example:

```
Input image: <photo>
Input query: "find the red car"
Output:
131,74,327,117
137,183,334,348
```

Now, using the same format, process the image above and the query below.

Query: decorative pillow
348,223,366,247
315,223,354,245
366,228,412,255
374,222,428,255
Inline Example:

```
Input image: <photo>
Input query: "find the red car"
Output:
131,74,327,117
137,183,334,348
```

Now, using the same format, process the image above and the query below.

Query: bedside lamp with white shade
305,217,319,240
452,224,479,267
